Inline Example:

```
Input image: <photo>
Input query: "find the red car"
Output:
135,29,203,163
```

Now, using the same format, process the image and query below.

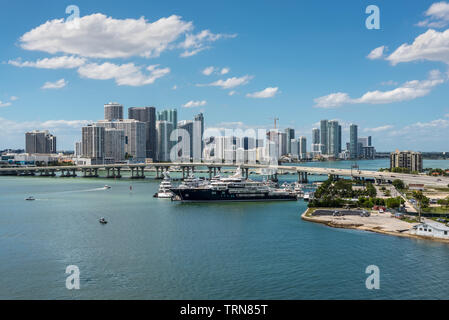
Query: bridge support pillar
130,167,145,179
298,171,308,183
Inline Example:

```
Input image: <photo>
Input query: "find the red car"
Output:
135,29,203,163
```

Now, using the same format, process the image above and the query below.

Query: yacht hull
170,188,297,202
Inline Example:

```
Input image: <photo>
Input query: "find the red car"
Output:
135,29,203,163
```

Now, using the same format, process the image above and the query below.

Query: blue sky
1,0,449,151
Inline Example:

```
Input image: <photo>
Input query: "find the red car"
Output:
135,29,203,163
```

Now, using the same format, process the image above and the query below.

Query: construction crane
268,117,279,129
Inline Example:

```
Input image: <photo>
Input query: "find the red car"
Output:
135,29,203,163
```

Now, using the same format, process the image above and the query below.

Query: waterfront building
156,120,174,162
412,222,449,239
104,128,125,163
291,139,300,160
128,106,156,160
157,109,177,129
193,113,204,161
311,128,321,156
358,137,370,148
349,124,358,159
299,136,307,159
74,141,83,157
82,125,105,161
337,125,342,154
266,130,279,161
213,135,225,163
285,128,295,154
104,102,123,121
97,120,146,162
327,120,339,157
320,120,328,154
361,146,376,160
177,120,194,161
278,131,287,158
358,136,375,159
390,150,423,172
25,130,57,154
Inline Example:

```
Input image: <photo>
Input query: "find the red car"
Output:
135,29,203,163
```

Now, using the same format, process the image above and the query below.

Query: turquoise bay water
2,160,449,299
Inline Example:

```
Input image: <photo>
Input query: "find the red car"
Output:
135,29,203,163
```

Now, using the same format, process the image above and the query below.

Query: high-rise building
25,130,56,154
97,120,146,161
320,120,328,154
291,139,300,159
104,102,123,121
82,125,105,160
278,131,287,157
75,141,83,157
349,124,358,159
157,109,177,129
193,113,204,161
266,130,280,162
285,128,295,154
311,128,321,156
358,137,370,148
327,120,339,157
177,120,194,161
299,136,307,159
156,120,174,162
104,128,125,163
128,106,156,160
390,150,423,172
337,125,342,154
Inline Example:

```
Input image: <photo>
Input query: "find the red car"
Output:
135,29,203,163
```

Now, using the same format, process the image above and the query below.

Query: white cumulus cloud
246,87,279,98
179,30,236,57
417,1,449,28
367,45,386,60
0,101,12,107
386,29,449,65
19,14,193,59
182,100,207,108
77,62,170,86
8,56,86,69
41,78,67,89
202,66,215,76
199,75,253,89
364,125,394,132
314,70,446,108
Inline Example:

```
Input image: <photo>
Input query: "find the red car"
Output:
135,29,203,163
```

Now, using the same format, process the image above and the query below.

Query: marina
2,160,449,299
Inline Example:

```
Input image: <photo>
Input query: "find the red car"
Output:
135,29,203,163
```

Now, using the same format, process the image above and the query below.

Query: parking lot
312,209,366,216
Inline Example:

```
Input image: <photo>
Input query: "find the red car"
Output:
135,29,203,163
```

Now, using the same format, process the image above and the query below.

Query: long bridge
0,162,448,187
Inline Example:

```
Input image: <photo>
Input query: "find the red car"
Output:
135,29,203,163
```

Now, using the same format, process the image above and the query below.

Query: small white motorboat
104,185,111,189
25,196,35,201
99,217,108,224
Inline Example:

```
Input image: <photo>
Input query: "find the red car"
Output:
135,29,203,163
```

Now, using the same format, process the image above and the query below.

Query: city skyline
1,0,449,151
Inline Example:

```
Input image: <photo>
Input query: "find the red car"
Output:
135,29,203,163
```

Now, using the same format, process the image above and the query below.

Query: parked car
333,210,344,217
360,211,370,217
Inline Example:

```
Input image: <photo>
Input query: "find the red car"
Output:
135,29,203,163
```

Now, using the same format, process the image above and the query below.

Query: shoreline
301,208,449,244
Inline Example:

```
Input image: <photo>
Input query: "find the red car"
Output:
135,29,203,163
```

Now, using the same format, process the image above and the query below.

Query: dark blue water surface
1,160,449,299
